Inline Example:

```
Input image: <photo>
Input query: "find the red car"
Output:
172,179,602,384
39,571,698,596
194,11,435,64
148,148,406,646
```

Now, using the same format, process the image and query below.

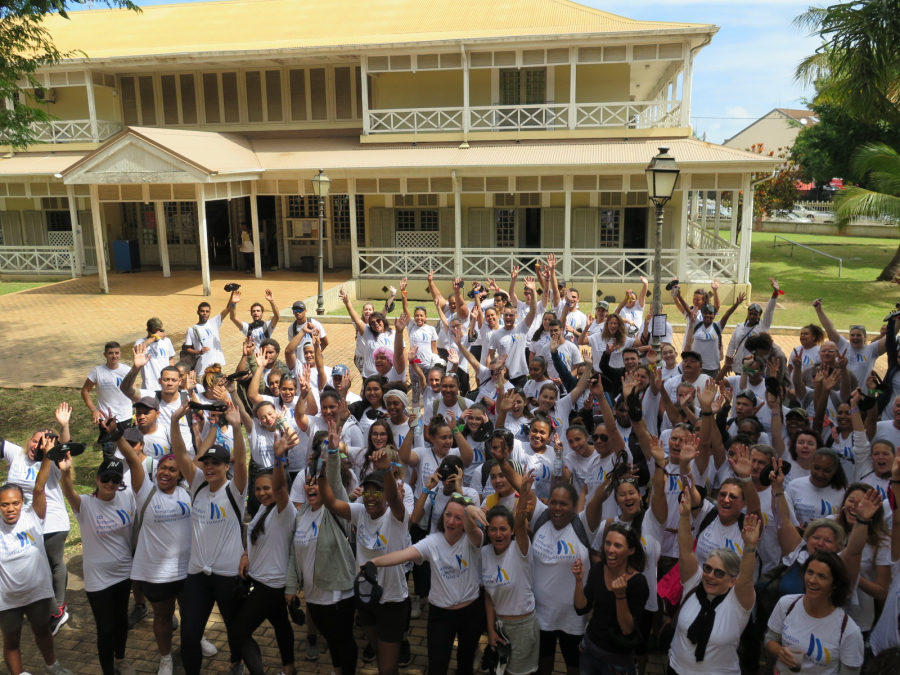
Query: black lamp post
644,146,680,347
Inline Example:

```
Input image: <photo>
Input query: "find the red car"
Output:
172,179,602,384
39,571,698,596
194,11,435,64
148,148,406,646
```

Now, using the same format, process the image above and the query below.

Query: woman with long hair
785,447,848,527
342,285,395,378
589,313,634,370
522,356,551,405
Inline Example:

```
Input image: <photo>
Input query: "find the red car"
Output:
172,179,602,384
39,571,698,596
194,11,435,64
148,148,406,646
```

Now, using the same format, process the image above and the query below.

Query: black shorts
141,578,185,604
356,597,411,644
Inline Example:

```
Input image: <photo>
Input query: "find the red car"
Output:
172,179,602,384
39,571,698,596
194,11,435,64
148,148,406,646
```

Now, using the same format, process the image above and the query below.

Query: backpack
695,506,744,542
191,479,245,542
432,396,469,418
692,321,723,349
180,327,203,369
131,484,157,552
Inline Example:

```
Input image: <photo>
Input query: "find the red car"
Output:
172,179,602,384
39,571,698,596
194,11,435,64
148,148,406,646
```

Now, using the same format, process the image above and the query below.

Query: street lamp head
311,168,332,197
645,146,680,206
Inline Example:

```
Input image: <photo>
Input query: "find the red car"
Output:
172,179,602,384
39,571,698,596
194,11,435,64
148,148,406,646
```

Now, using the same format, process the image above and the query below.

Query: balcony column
88,185,109,294
737,174,753,283
154,200,170,277
729,190,739,245
361,56,370,136
462,46,470,138
568,47,577,130
563,176,572,279
66,186,84,276
680,43,693,128
249,182,262,278
85,71,99,143
452,171,462,275
349,179,360,278
195,184,211,296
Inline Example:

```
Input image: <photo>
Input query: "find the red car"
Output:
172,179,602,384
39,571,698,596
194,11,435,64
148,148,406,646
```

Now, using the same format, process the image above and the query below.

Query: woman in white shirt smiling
374,493,485,675
59,453,136,675
0,436,73,675
170,402,248,675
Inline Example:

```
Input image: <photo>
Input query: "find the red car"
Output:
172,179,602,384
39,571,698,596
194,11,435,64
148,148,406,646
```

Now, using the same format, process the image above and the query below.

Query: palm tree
833,143,900,280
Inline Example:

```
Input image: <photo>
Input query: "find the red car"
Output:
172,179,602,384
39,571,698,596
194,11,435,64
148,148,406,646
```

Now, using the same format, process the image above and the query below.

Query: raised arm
508,265,520,309
444,409,474,467
171,402,199,486
119,343,149,403
57,451,81,513
771,458,803,555
271,432,290,512
397,410,422,467
677,487,699,583
265,289,280,330
318,460,352,521
312,333,327,392
638,276,649,308
226,402,247,494
393,314,409,371
371,448,406,522
718,291,746,328
248,348,268,406
647,436,669,526
114,421,147,494
814,301,841,344
734,514,760,610
452,278,470,321
340,284,366,335
522,276,538,327
219,288,238,320
546,254,561,309
30,434,55,520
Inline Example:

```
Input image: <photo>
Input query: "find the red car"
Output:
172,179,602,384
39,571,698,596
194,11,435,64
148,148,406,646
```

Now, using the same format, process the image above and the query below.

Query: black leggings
43,530,68,607
84,577,130,675
307,597,358,675
232,578,295,675
410,525,431,599
426,597,486,675
181,573,244,675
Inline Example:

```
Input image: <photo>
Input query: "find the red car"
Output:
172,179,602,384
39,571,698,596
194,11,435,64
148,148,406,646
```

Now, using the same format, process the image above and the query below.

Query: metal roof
0,152,88,176
46,0,715,61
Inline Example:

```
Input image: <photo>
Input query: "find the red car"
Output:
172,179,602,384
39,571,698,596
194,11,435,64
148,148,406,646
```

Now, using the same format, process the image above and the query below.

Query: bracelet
773,491,784,497
274,455,287,464
655,463,666,471
744,546,757,553
855,518,872,525
455,425,466,434
849,407,860,414
890,479,900,484
700,411,714,417
737,475,752,483
614,595,627,600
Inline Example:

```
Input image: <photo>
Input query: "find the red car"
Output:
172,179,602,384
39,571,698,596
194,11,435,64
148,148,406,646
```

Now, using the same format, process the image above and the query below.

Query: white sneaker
45,663,74,675
157,655,173,675
410,596,421,619
229,662,245,675
200,637,218,657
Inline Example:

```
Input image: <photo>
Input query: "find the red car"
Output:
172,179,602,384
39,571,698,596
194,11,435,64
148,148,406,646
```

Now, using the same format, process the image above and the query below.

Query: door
499,68,546,128
368,207,394,247
79,210,110,271
0,211,23,245
573,208,599,249
623,208,648,277
466,208,492,248
165,201,199,266
540,208,565,249
22,211,46,245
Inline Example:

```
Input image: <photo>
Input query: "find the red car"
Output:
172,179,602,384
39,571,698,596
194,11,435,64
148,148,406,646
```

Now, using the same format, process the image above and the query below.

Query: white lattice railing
469,104,568,130
47,231,74,247
18,119,122,143
357,247,738,282
576,101,682,129
0,246,76,275
686,219,737,251
369,108,464,133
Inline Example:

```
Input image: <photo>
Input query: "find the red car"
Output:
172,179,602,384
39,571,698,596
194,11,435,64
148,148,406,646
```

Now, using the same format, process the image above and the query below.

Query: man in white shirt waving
184,287,238,375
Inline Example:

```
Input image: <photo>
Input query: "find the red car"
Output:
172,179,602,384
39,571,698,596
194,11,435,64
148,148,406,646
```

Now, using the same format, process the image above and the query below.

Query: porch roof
0,152,87,178
45,0,715,62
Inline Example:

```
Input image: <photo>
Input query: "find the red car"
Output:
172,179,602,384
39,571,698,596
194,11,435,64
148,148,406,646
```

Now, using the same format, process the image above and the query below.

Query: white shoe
46,663,74,675
200,637,218,657
158,655,173,675
410,596,421,619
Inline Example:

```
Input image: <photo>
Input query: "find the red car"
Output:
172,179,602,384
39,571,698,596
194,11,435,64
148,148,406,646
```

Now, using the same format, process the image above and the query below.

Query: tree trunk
877,243,900,281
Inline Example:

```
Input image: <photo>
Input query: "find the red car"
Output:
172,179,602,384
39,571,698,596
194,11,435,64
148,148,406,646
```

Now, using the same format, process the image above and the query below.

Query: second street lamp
311,168,331,316
644,146,680,348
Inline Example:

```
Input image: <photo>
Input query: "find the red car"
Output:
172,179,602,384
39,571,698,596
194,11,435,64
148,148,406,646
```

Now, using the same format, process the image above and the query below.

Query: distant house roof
45,0,717,62
723,108,817,148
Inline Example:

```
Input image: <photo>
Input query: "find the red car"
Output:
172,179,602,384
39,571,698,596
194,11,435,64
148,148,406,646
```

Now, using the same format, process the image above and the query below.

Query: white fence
0,246,76,275
576,101,682,129
22,119,122,144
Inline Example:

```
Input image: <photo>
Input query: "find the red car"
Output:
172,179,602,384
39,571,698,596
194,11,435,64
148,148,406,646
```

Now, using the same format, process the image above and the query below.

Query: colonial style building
0,0,776,296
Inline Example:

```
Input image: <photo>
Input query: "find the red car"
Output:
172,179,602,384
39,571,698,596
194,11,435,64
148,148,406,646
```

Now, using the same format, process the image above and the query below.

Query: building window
287,195,322,218
496,209,516,247
356,195,365,242
420,209,439,231
121,203,158,245
45,211,72,232
397,210,416,231
599,209,621,247
332,195,351,243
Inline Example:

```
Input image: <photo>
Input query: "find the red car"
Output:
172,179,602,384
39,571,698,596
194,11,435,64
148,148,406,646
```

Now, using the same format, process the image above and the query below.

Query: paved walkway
15,553,671,675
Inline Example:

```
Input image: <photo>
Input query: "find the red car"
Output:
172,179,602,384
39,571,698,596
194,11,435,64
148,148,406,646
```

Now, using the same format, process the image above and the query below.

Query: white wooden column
361,56,370,135
729,190,739,245
154,201,170,277
66,186,84,276
195,184,211,296
462,46,470,136
452,171,462,275
88,185,109,294
85,71,99,143
680,44,693,128
349,179,360,278
568,47,577,130
737,174,754,283
563,176,573,279
249,183,262,278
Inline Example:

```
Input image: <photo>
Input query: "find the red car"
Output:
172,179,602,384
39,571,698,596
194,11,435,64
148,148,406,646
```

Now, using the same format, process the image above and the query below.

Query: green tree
833,143,900,280
748,143,802,220
1,0,138,149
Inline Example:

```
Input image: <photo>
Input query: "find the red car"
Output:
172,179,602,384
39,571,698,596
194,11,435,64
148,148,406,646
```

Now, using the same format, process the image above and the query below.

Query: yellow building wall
555,65,570,104
46,86,91,119
576,64,630,103
469,70,492,106
373,70,464,109
94,87,118,122
3,198,36,211
571,192,591,207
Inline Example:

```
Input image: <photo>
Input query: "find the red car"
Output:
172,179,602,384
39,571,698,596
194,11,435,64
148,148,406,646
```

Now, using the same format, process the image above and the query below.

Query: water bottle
413,405,423,437
553,446,564,477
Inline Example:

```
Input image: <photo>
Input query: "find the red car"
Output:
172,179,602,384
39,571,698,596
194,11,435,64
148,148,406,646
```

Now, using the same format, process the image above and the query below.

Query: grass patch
0,281,50,295
0,387,102,554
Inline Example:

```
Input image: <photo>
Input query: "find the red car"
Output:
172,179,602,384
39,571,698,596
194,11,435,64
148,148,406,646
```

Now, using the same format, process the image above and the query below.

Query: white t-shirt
481,541,535,616
870,564,900,655
240,318,278,347
247,501,297,587
409,324,438,369
286,318,328,359
669,568,751,675
1,442,69,534
565,448,632,519
758,486,799,574
186,315,226,374
134,337,176,390
489,320,532,379
768,595,864,675
785,477,843,528
693,501,744,568
844,538,891,632
690,321,724,371
836,336,881,384
130,480,192,583
874,420,900,449
88,363,134,421
248,421,279,470
530,499,597,634
358,327,395,378
588,333,635,370
534,341,582,381
793,345,821,369
292,505,355,605
619,303,645,328
137,389,193,455
350,502,410,603
140,424,173,459
187,468,246,576
0,506,54,611
414,532,482,608
74,491,135,592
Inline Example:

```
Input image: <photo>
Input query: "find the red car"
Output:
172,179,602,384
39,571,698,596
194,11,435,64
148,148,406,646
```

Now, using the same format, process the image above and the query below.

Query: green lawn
329,231,900,331
0,281,51,295
0,387,102,553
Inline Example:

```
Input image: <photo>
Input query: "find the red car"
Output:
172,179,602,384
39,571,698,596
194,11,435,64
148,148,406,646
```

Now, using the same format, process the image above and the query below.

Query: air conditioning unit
288,218,321,238
34,87,57,103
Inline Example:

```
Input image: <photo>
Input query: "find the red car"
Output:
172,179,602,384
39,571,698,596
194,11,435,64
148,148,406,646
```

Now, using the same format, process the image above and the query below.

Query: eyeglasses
702,564,732,579
361,490,383,500
593,433,609,442
673,423,695,431
99,474,123,484
370,432,389,438
849,325,865,331
451,492,473,504
370,318,383,324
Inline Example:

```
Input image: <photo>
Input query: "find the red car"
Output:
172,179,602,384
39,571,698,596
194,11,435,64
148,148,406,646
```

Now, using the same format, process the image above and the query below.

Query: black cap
292,301,307,313
198,444,232,463
360,471,385,488
123,427,145,445
97,458,125,478
437,455,465,481
133,396,160,412
680,351,703,363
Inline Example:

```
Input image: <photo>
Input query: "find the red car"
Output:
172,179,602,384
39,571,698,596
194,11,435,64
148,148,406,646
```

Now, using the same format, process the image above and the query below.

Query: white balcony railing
0,246,77,276
24,119,122,144
576,101,682,129
686,219,736,251
358,247,737,282
468,104,569,131
369,108,464,133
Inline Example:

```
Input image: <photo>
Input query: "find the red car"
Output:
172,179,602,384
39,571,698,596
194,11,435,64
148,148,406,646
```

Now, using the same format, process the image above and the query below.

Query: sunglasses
361,490,383,500
593,433,609,442
99,474,123,484
702,563,731,579
451,492,473,504
849,325,865,331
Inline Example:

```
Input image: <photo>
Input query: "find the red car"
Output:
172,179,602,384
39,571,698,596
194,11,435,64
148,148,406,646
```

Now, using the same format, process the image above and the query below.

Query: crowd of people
4,256,900,675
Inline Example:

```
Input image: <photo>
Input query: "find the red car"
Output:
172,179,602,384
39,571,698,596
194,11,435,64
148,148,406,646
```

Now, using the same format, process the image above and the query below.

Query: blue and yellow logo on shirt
210,503,226,520
557,540,575,555
807,634,831,664
495,565,509,582
456,555,468,570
